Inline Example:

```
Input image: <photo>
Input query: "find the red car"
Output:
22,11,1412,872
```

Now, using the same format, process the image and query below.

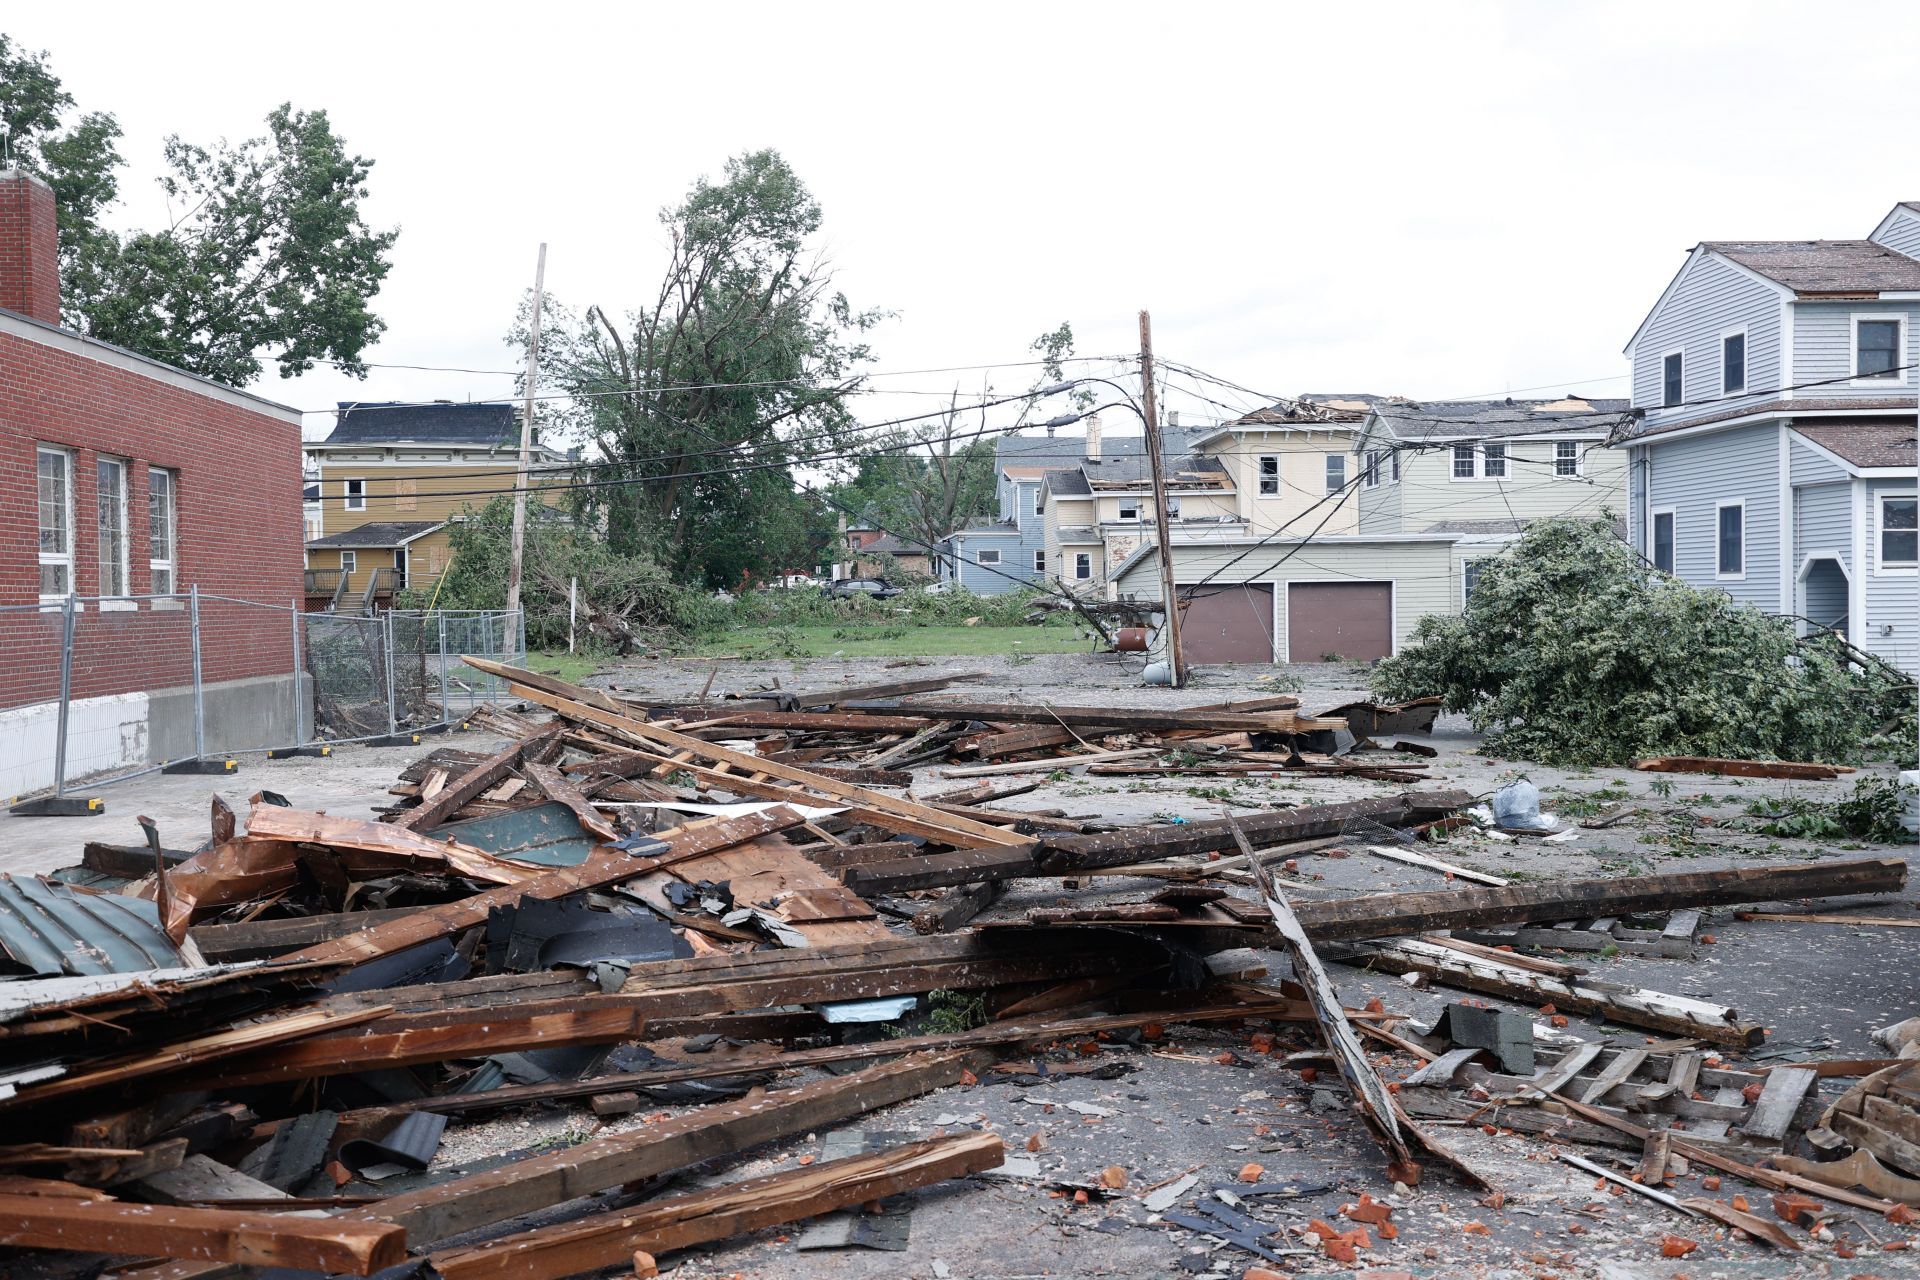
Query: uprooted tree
1371,517,1914,767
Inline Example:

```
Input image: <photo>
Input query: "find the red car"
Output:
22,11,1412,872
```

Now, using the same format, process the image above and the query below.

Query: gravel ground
7,649,1916,1279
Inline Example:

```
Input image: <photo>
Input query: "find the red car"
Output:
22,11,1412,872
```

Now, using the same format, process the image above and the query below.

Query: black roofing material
326,400,520,446
305,520,445,550
336,1063,504,1176
237,1110,339,1193
324,938,471,995
484,897,689,975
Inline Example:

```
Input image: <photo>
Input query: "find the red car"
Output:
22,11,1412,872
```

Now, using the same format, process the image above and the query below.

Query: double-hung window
1554,440,1580,476
1722,331,1746,394
1032,549,1046,574
1856,317,1904,380
1652,510,1675,573
1073,552,1092,580
340,550,358,581
97,457,129,597
1663,351,1684,407
1452,444,1476,479
1364,449,1383,487
1482,444,1507,479
148,467,178,594
37,446,73,599
1880,494,1918,568
1257,455,1279,496
1716,501,1744,578
344,478,367,511
1324,453,1346,494
1390,450,1400,482
1462,559,1486,602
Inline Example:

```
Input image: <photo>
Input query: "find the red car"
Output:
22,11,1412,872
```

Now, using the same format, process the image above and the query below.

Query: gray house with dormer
1615,203,1920,675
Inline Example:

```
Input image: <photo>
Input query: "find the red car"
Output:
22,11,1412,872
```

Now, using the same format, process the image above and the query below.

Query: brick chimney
0,171,61,325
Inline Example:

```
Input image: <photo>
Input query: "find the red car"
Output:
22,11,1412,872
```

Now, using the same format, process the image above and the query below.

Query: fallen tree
1372,518,1913,767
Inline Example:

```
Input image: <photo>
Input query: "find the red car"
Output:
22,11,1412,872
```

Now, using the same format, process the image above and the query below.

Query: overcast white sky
15,2,1920,443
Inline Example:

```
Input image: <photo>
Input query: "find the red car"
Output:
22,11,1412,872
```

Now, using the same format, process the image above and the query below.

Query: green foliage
1372,517,1912,767
1744,775,1915,844
739,626,808,660
1,38,395,385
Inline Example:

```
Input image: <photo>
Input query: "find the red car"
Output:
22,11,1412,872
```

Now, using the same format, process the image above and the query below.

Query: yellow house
303,401,568,609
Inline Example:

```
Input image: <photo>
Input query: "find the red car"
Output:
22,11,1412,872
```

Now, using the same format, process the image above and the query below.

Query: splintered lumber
940,748,1161,778
1255,864,1418,1184
240,805,539,885
464,656,1025,849
0,1194,405,1274
1289,858,1905,942
522,760,620,841
1736,911,1920,929
275,806,808,967
1634,756,1854,781
189,909,417,962
678,710,941,733
839,698,1341,735
430,1131,1004,1280
349,1052,980,1248
395,724,563,830
913,880,1001,934
1363,844,1507,886
1347,938,1763,1046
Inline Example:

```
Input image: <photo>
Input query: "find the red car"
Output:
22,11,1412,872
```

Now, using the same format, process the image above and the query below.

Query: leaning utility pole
1138,309,1186,688
506,242,548,621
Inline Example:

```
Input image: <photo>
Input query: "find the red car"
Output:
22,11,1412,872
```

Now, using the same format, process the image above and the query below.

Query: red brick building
0,169,307,795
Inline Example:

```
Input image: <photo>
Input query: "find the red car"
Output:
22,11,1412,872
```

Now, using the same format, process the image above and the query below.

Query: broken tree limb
1289,858,1906,942
428,1131,1005,1280
0,1195,405,1275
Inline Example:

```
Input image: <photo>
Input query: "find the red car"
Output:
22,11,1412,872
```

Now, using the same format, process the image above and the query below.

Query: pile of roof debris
0,659,1912,1277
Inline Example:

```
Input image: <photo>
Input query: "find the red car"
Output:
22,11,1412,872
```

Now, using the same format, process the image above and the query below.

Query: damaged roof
1705,240,1920,295
0,875,185,977
306,521,447,550
1368,398,1632,443
324,401,523,446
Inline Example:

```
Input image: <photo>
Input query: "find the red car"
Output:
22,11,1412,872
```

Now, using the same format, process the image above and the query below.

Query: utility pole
1139,309,1186,688
506,242,548,621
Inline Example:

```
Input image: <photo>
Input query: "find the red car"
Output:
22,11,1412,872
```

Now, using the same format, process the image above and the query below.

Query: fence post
188,584,206,760
383,611,398,737
51,594,76,798
290,600,305,744
437,613,449,726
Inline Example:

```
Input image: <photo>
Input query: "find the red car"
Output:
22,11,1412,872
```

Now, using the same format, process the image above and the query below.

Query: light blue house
1615,202,1920,674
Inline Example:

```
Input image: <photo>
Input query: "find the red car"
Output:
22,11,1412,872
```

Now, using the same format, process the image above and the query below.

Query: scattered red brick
1343,1195,1393,1226
1238,1163,1266,1183
1099,1165,1127,1190
1660,1235,1700,1258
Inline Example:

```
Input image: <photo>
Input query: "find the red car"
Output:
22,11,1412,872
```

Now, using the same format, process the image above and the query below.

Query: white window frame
1033,548,1046,574
1324,453,1346,494
96,456,131,601
339,550,357,580
148,466,178,596
1877,491,1918,572
1650,506,1677,574
1462,558,1487,603
975,548,1001,566
1073,552,1092,581
1720,327,1748,396
1117,501,1139,521
1851,313,1908,385
1482,443,1507,479
1450,444,1477,481
344,477,367,511
1363,449,1383,488
1661,347,1685,408
1715,499,1746,580
36,445,74,603
1389,448,1401,482
1256,455,1279,496
1554,440,1581,477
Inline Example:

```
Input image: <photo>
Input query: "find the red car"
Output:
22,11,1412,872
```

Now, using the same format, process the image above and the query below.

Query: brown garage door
1178,584,1274,663
1287,582,1393,663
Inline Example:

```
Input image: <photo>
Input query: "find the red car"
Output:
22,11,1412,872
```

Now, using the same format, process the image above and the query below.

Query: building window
1118,502,1139,521
1390,449,1400,482
1722,331,1746,394
1652,509,1675,573
148,467,177,595
1073,552,1092,580
1462,559,1486,602
1033,549,1046,574
1452,444,1476,479
976,548,1000,566
1257,455,1279,496
339,550,357,580
1663,351,1684,406
1716,501,1744,577
37,446,74,599
1857,317,1904,379
1554,441,1579,476
1364,450,1383,488
97,457,129,596
1881,494,1918,567
1482,444,1507,479
1035,488,1045,514
1324,453,1346,494
344,478,367,511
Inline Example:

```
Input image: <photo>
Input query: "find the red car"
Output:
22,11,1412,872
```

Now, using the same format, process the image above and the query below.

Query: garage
1179,584,1275,663
1286,582,1393,662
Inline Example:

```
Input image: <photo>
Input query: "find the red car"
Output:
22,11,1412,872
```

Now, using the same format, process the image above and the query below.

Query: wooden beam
393,724,562,830
0,1193,405,1275
1634,756,1853,781
522,760,620,841
836,698,1337,734
430,1132,1004,1280
189,909,417,962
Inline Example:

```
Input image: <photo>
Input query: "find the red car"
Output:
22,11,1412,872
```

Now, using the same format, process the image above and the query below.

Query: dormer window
1662,351,1684,407
1857,317,1904,379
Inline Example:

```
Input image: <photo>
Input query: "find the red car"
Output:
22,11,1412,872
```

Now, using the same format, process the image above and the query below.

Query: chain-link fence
1,589,523,808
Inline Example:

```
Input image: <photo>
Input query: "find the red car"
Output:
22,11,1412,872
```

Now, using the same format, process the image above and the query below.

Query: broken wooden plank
1734,911,1920,929
1402,1047,1480,1088
394,725,562,830
1292,858,1906,942
431,1131,1003,1280
1579,1048,1650,1104
840,698,1339,735
1634,756,1854,781
522,760,620,842
189,909,418,962
939,748,1162,779
1363,844,1507,886
0,1193,404,1275
1742,1066,1819,1142
912,880,1002,935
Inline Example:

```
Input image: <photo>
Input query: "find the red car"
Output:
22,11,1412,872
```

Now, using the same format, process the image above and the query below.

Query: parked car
827,576,903,600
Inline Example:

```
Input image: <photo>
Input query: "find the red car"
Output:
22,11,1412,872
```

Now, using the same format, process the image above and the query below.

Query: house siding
1642,421,1782,610
1791,301,1917,399
1794,481,1853,572
1632,253,1784,429
1870,209,1920,261
1863,476,1920,673
1394,438,1625,531
1110,538,1458,660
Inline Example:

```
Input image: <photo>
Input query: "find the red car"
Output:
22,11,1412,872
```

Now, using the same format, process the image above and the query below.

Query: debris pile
0,658,1909,1276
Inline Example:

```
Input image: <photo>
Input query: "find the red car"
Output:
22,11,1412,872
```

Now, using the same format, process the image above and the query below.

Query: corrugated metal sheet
0,874,184,977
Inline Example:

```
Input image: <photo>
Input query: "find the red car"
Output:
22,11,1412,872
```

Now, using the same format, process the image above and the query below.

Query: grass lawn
524,649,607,684
690,623,1091,659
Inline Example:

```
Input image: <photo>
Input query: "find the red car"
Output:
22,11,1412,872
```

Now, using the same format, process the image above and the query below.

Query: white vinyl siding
1872,209,1920,260
36,445,73,599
